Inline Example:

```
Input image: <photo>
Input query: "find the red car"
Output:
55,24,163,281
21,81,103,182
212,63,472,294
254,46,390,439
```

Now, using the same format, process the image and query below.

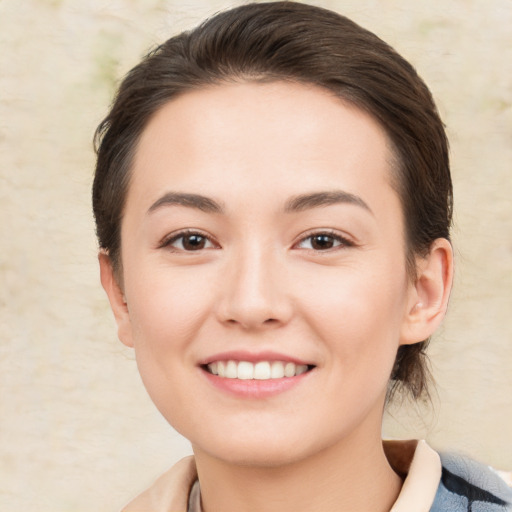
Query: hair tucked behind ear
389,343,432,402
93,1,452,401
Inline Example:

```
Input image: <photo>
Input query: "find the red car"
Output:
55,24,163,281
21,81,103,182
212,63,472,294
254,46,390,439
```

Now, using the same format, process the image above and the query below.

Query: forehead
128,81,397,212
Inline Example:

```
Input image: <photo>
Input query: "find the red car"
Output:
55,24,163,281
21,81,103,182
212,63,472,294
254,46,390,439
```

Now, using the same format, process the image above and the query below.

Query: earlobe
98,251,134,348
400,238,454,345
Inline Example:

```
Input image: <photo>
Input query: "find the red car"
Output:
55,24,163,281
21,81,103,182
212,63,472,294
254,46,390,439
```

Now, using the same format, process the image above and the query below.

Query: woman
93,2,512,511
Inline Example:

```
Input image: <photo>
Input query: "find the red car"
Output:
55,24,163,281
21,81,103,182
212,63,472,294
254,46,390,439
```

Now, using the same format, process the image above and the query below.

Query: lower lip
201,368,312,398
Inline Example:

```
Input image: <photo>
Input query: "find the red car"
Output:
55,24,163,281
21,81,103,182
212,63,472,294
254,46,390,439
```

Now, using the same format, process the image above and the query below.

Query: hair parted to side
93,1,452,401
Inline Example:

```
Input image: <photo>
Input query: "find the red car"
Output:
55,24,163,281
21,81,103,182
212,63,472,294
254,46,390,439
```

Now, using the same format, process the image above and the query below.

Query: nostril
224,317,280,328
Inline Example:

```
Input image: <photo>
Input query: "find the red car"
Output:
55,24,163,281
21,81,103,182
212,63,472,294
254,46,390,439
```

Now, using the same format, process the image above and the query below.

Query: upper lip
198,350,314,366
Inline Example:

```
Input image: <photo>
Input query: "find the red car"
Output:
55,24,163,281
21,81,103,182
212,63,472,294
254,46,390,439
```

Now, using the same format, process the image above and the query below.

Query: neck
193,426,402,512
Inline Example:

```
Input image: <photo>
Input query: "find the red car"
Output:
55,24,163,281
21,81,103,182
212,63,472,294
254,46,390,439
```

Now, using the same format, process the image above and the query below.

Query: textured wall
1,1,511,510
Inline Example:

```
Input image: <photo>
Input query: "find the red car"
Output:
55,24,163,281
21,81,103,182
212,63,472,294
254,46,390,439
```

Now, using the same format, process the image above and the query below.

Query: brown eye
182,234,207,250
296,232,352,251
163,231,216,251
310,234,335,250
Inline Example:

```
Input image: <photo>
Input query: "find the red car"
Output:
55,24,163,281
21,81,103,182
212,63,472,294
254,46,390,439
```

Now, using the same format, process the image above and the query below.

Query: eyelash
159,229,354,253
159,229,218,252
294,230,354,252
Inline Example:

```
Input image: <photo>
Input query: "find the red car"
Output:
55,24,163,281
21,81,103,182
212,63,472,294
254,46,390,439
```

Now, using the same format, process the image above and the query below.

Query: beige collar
122,440,441,512
387,440,442,512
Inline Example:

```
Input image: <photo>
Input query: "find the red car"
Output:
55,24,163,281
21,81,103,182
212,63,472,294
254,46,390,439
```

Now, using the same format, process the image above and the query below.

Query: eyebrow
147,190,372,216
284,190,373,215
147,192,224,214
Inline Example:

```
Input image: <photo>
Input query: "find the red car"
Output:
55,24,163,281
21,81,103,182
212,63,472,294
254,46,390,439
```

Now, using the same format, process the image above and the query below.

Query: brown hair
93,1,452,400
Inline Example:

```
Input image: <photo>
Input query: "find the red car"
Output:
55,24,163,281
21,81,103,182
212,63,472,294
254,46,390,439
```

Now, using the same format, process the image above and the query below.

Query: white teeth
237,361,254,380
271,361,285,378
296,364,308,375
206,360,311,380
284,362,296,377
254,361,271,380
225,360,238,379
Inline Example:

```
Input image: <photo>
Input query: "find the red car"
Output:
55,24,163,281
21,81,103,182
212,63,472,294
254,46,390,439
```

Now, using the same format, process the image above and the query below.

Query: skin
100,81,453,512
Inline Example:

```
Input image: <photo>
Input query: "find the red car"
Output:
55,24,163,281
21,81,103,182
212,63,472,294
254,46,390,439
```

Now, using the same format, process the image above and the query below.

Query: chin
188,421,334,469
198,440,310,468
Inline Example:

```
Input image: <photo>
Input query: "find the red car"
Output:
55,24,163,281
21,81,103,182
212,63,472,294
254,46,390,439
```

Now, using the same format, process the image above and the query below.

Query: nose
215,244,293,330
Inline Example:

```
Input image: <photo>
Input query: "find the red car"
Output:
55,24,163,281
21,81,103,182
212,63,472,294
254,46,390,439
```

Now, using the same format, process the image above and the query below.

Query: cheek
122,270,215,420
124,269,214,425
126,265,214,348
301,263,409,365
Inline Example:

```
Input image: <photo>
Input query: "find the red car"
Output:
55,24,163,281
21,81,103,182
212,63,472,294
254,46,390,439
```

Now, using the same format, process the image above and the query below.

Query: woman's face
107,81,422,466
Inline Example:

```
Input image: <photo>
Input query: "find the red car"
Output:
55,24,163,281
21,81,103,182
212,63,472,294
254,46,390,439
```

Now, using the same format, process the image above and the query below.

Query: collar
122,440,442,512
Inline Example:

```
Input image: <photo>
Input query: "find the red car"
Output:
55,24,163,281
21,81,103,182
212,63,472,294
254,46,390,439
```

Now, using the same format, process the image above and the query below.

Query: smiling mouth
203,360,315,380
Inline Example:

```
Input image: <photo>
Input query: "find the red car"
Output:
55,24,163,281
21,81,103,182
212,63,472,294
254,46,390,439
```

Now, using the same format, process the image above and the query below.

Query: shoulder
431,451,512,511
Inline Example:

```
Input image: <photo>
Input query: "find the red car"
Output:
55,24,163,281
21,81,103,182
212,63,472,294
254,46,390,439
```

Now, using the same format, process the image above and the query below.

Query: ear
400,238,454,345
98,251,134,348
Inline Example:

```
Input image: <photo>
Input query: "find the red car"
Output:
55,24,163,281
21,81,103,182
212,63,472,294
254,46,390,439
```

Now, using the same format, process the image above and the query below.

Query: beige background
1,0,511,510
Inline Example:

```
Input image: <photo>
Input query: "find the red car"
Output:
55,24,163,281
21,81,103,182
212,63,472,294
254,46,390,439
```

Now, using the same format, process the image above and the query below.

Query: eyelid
158,228,220,251
292,229,355,250
158,228,354,252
